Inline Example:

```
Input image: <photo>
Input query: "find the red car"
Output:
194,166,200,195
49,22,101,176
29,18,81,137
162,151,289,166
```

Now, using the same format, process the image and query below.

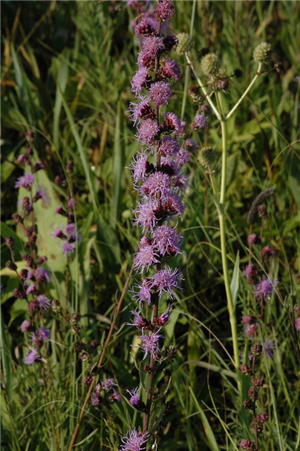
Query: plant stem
225,63,262,120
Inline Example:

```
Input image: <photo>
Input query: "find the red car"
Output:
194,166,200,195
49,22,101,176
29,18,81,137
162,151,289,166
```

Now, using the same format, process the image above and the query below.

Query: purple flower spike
119,428,149,451
62,242,76,256
155,0,175,23
101,378,117,391
20,320,32,333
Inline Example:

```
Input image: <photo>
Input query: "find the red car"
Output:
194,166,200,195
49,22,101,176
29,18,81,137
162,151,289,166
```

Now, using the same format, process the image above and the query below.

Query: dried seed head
51,299,62,314
251,342,263,357
200,53,220,76
176,33,193,55
188,85,202,104
253,42,272,63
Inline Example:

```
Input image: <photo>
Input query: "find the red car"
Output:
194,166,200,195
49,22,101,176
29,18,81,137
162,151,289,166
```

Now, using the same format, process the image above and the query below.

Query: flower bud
176,33,193,55
5,236,14,247
13,288,24,298
12,214,23,224
240,365,253,376
253,42,272,63
200,53,220,76
70,312,81,325
51,299,62,314
250,342,263,357
197,146,217,168
6,260,17,271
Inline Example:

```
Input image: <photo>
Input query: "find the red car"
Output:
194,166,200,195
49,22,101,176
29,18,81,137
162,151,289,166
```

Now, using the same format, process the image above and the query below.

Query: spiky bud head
200,53,220,76
253,42,272,63
176,33,193,55
197,147,217,168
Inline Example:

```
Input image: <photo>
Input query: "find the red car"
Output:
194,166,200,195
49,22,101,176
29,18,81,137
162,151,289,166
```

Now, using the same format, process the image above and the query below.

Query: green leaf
230,251,240,309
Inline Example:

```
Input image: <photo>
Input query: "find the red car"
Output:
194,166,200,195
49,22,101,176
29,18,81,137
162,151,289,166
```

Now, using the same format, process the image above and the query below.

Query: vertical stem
217,110,241,397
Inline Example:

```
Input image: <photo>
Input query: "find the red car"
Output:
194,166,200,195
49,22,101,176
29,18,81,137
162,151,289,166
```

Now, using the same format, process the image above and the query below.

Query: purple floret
15,173,35,190
24,348,40,365
191,114,208,130
152,225,182,256
150,266,182,298
37,295,51,310
149,81,172,107
134,242,160,273
137,119,160,144
119,428,149,451
141,172,171,200
137,329,163,360
253,275,278,300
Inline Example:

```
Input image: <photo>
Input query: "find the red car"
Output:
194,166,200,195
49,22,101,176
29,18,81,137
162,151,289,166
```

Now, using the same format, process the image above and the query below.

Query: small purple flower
245,323,257,338
253,275,278,300
152,225,182,256
133,200,158,232
239,439,256,450
24,348,40,365
156,304,172,326
15,173,34,190
138,36,164,68
137,119,160,144
110,389,122,402
244,264,257,284
62,242,76,256
91,392,100,406
262,246,275,258
65,223,77,240
102,378,117,391
161,112,181,134
134,241,160,273
247,233,259,245
155,0,175,23
37,327,51,341
191,114,208,130
158,136,180,157
35,267,51,283
134,17,156,37
131,67,149,95
174,148,190,166
26,284,37,295
37,295,51,310
141,172,171,200
128,152,150,185
159,58,180,82
132,279,152,307
137,329,163,360
127,309,148,329
150,266,182,298
35,185,50,204
52,227,67,240
263,339,275,358
183,139,198,151
161,193,184,217
20,320,32,333
295,317,300,332
119,428,149,451
126,387,146,411
149,81,172,107
68,198,76,209
129,97,154,125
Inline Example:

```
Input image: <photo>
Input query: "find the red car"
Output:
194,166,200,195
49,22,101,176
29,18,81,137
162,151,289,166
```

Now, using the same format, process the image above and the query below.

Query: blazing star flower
127,309,149,329
102,378,117,391
134,241,160,273
37,295,51,310
239,439,256,450
26,284,37,295
152,225,182,256
191,114,208,130
110,389,122,402
161,112,181,134
128,152,151,185
156,304,172,326
159,58,180,81
134,17,156,37
174,148,190,166
253,275,278,300
126,387,146,411
137,329,163,360
161,193,184,217
62,242,76,257
150,266,182,298
155,0,175,23
129,97,154,125
132,279,152,307
138,36,165,68
91,392,100,406
141,171,171,200
37,327,51,341
158,136,180,157
35,267,51,283
262,246,275,258
24,348,41,365
133,200,158,232
149,81,172,107
131,67,149,95
119,428,149,451
15,173,35,190
20,320,32,333
137,118,160,144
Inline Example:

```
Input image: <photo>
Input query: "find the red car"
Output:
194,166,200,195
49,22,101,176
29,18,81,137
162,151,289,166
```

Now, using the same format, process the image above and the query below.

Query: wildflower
20,320,32,333
156,304,172,326
160,193,184,217
134,241,160,273
159,58,180,81
37,295,51,310
152,225,182,256
138,36,165,68
158,136,180,157
129,97,154,125
132,279,152,307
15,173,35,190
174,148,190,166
137,119,160,144
110,389,122,402
133,200,158,232
239,439,256,450
102,378,117,391
247,233,260,245
245,323,257,338
52,228,67,240
127,387,146,411
160,111,181,134
62,242,76,257
150,266,182,298
35,267,51,283
129,152,152,185
253,275,278,300
242,315,256,325
263,339,275,358
137,329,163,360
91,392,100,406
155,0,174,23
26,285,37,296
262,246,275,258
131,67,150,95
149,81,172,107
28,300,39,315
24,348,41,365
134,18,156,37
244,264,257,284
68,198,76,209
191,114,207,130
141,171,171,200
127,309,151,329
295,317,300,332
119,428,149,451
